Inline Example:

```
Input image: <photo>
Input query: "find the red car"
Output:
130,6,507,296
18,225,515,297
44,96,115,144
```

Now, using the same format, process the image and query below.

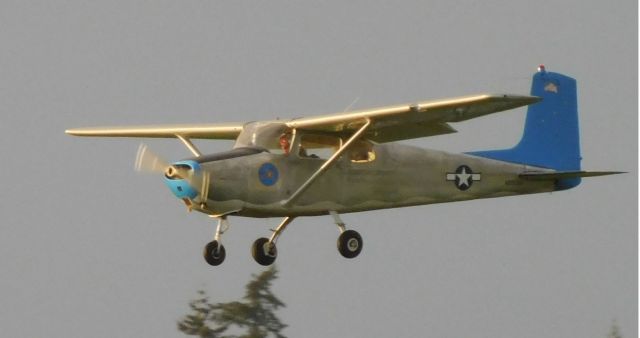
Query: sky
0,1,636,338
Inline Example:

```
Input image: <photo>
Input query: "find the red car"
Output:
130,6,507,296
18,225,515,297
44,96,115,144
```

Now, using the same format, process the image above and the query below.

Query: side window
349,140,376,163
298,134,341,160
273,133,292,155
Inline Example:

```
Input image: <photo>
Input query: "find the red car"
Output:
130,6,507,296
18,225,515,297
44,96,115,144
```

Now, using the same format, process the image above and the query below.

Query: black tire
203,240,226,266
251,237,277,266
337,230,363,258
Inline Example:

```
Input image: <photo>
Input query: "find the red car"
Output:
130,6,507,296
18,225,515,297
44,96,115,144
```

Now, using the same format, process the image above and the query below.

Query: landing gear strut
200,212,362,266
203,216,229,266
331,211,363,259
251,217,294,266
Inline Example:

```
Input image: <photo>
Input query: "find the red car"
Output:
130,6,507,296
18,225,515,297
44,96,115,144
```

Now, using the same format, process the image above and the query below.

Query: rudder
468,67,582,189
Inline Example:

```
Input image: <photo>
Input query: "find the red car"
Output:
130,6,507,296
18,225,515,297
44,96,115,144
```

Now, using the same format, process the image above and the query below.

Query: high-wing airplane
66,66,622,266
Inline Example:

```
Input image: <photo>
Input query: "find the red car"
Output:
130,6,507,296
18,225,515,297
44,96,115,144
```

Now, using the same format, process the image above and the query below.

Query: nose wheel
203,216,229,266
203,240,226,266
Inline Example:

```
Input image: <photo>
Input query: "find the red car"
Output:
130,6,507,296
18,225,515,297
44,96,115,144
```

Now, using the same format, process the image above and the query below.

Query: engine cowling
163,160,202,200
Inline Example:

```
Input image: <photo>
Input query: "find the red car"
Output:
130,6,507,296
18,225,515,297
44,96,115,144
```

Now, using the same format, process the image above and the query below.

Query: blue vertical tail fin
468,67,582,189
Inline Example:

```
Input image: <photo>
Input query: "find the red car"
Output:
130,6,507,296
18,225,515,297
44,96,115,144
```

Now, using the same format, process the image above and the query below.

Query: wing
65,122,244,140
66,95,538,142
286,94,540,142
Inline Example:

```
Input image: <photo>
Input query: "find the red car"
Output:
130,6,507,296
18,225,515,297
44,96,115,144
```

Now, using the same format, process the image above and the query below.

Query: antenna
343,97,360,112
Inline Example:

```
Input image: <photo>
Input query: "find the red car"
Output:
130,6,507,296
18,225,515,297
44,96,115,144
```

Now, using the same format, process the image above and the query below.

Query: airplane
66,66,622,266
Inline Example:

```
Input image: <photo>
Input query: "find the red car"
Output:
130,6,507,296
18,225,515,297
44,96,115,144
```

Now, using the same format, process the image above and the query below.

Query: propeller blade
134,143,169,174
134,143,210,203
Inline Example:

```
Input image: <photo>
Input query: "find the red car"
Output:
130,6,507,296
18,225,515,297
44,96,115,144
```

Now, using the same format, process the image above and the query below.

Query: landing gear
337,230,363,258
203,240,226,266
251,217,294,266
203,213,363,266
251,237,277,266
331,211,363,259
203,216,229,266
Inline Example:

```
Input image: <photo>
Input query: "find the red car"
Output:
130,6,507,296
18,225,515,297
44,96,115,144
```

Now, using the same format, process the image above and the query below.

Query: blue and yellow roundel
258,163,279,186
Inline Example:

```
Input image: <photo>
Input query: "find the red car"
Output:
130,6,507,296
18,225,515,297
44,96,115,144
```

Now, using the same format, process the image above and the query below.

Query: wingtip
516,95,543,106
518,95,542,104
494,94,542,105
65,128,86,136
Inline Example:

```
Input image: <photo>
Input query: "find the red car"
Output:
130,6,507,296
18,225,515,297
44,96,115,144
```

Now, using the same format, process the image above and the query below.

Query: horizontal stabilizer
519,171,625,181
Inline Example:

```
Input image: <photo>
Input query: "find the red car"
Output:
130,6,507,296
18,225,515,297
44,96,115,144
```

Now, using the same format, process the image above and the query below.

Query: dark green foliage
607,320,622,338
178,267,286,338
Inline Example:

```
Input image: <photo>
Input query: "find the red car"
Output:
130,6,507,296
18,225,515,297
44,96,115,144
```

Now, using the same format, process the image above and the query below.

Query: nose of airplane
134,144,211,209
163,160,203,200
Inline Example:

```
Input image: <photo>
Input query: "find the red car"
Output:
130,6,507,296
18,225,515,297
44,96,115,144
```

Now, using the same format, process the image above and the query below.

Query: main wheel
203,240,226,266
251,237,277,266
337,230,363,258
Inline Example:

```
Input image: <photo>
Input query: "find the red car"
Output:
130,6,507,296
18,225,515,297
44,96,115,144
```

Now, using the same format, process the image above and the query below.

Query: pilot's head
279,134,291,154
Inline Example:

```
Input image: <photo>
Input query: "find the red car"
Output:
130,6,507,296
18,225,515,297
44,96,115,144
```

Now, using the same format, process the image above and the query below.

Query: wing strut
176,134,202,157
282,119,371,207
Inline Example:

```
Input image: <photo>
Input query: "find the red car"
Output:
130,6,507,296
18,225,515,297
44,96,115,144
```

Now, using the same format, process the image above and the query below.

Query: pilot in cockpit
279,133,291,155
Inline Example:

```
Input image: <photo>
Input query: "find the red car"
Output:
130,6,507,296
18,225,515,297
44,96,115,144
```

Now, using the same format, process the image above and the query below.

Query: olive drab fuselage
195,140,554,218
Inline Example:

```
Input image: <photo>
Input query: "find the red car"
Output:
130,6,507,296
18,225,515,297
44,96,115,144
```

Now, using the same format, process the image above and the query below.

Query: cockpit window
349,140,376,163
234,122,289,151
298,134,342,159
275,133,292,155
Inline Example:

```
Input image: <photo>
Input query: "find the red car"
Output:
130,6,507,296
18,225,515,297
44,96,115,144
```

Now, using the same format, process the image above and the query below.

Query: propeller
134,143,169,174
134,143,210,203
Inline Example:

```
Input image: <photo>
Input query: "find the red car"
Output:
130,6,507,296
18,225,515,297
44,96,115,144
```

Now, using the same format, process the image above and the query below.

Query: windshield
234,122,289,150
